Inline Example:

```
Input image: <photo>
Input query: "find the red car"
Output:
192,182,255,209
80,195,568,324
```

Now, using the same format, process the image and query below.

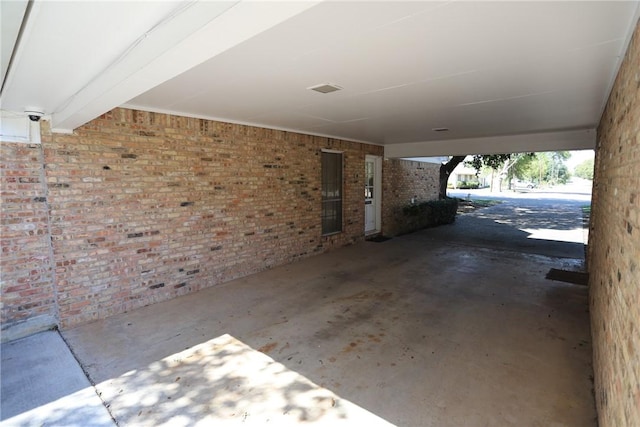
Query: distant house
450,162,488,189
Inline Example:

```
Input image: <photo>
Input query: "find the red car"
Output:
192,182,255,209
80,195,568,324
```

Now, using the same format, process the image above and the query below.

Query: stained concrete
61,232,596,426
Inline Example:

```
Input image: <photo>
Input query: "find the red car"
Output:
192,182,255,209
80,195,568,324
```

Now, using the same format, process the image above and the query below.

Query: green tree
438,151,573,198
513,151,572,186
438,153,532,198
510,154,538,181
547,151,571,185
574,158,595,180
439,156,466,199
468,154,514,171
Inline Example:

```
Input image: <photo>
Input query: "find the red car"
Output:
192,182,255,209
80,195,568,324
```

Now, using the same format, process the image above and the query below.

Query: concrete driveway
444,188,590,260
1,193,594,426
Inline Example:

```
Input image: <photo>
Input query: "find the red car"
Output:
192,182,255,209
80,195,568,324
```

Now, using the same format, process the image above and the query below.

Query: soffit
127,1,638,149
1,1,638,155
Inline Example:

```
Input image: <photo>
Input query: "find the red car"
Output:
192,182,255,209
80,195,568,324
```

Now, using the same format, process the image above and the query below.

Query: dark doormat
367,235,391,243
545,268,589,286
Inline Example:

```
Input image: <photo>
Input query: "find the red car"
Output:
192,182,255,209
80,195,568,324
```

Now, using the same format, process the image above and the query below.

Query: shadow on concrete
60,229,596,426
88,333,391,425
418,197,587,261
3,193,595,426
0,192,592,425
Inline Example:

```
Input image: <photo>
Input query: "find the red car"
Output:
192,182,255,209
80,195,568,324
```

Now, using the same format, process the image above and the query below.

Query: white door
365,156,380,233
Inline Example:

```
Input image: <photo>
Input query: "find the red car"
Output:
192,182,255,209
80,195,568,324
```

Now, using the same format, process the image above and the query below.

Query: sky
566,149,595,171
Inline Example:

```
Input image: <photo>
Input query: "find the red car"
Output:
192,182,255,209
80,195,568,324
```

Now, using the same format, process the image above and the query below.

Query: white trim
365,154,382,235
384,129,596,158
402,156,448,164
118,104,382,146
0,110,41,143
50,1,322,131
321,148,344,154
374,156,382,233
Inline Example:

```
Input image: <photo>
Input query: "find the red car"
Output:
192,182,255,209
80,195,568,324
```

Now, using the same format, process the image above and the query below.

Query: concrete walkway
0,331,114,426
1,196,595,426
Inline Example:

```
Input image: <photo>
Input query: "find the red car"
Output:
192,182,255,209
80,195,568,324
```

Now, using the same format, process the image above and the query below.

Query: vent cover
309,83,342,94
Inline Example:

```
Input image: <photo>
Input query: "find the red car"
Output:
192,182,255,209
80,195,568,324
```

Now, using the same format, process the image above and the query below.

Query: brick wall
39,108,383,327
590,19,640,427
1,141,57,340
382,159,440,236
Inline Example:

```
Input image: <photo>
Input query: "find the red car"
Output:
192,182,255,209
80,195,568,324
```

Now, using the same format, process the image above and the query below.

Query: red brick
2,107,443,335
382,159,440,236
0,142,56,331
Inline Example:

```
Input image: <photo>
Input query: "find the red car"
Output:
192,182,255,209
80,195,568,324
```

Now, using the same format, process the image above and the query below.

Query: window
321,151,343,235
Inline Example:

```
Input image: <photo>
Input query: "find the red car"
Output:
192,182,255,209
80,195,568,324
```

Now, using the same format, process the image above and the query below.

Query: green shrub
402,198,458,227
458,181,479,189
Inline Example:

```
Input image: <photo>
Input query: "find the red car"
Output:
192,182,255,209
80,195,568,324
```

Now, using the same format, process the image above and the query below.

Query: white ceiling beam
50,0,320,133
0,0,29,92
384,129,596,158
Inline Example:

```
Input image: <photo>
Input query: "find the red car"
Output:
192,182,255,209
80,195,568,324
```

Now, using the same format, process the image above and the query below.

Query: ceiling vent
309,83,342,94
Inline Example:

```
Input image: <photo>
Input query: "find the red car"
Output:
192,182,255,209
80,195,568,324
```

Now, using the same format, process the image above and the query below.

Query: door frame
365,155,382,235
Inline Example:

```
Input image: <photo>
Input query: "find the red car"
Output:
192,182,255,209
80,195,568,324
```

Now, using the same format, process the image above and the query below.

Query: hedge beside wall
388,199,458,236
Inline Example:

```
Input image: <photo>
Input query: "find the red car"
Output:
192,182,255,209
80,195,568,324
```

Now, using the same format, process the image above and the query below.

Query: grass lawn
457,198,502,214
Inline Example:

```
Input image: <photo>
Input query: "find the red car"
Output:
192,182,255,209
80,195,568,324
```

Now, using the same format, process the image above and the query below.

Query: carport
5,219,594,426
1,2,639,426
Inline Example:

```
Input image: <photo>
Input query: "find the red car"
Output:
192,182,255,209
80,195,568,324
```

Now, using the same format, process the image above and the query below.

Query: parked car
513,180,536,190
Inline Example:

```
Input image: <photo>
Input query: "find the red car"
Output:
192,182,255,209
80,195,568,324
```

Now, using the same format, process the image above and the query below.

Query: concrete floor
58,227,596,426
0,331,114,426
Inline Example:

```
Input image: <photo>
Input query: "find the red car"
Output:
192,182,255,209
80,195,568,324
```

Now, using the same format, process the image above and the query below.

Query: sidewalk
0,331,114,427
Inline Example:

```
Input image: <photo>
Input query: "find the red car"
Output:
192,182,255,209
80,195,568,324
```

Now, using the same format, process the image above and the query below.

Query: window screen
321,151,343,235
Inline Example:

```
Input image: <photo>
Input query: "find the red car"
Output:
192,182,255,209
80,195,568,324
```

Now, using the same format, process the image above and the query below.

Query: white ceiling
2,1,639,156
